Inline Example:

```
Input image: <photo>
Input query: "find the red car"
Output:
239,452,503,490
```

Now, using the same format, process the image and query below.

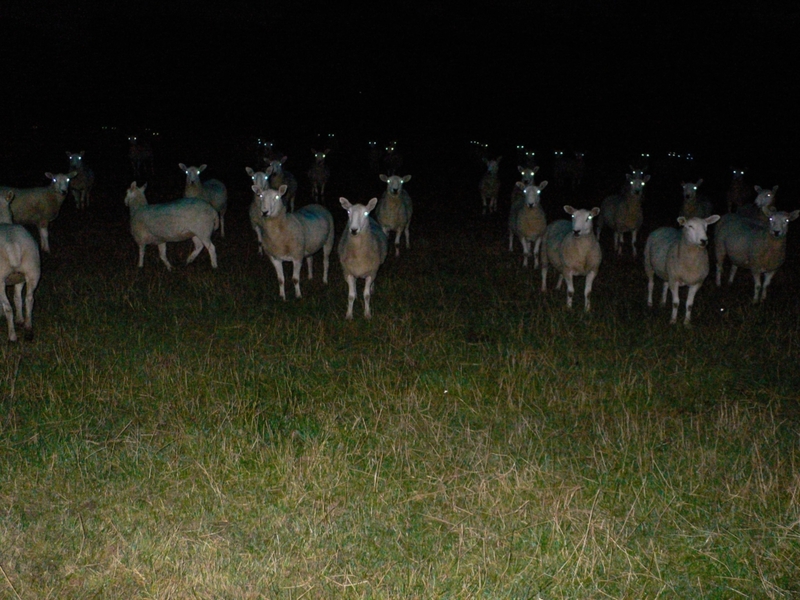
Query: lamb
508,180,548,268
541,205,602,311
377,174,413,256
308,149,330,203
337,197,388,319
644,215,720,325
128,135,154,180
1,171,76,253
253,184,334,300
597,173,650,257
479,156,502,215
0,191,41,342
726,168,751,213
737,185,778,220
66,150,95,210
714,205,799,303
124,181,219,271
178,163,228,238
267,157,298,212
246,166,271,253
679,179,714,219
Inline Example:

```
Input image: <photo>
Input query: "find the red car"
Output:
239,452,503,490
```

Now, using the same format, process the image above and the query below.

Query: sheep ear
532,166,540,173
339,197,352,210
643,174,651,182
788,210,800,221
5,190,14,202
539,180,548,190
772,185,779,192
379,174,389,182
677,216,687,226
129,181,138,190
754,185,763,193
324,149,331,154
312,149,318,154
516,181,525,190
402,175,412,183
179,163,187,171
45,172,54,179
563,205,575,215
517,165,524,173
278,184,288,195
198,165,207,172
366,197,378,212
705,214,720,224
245,167,254,176
140,183,147,192
696,178,703,186
590,207,601,216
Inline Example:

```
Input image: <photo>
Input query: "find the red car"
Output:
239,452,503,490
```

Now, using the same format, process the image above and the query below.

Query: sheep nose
350,228,359,235
699,239,707,247
573,230,581,236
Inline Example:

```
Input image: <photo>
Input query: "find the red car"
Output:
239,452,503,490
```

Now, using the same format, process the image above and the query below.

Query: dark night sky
2,2,799,153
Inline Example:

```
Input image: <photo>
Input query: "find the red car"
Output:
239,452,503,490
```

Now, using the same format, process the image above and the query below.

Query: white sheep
253,184,334,300
715,205,800,303
1,171,76,254
338,197,389,320
66,150,95,210
541,205,602,311
679,179,714,219
128,135,154,180
737,185,778,220
377,174,413,257
308,149,330,203
597,173,650,257
178,163,228,238
508,180,548,268
246,166,271,253
124,182,219,270
479,157,501,215
726,168,751,214
0,191,41,342
267,157,298,212
644,214,720,325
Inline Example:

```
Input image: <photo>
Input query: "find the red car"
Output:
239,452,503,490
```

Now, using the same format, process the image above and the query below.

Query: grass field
1,131,799,598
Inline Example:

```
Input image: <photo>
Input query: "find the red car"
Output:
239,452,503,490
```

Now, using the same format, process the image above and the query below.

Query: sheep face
246,167,270,189
565,205,600,236
518,181,548,208
269,157,288,176
677,214,720,248
312,149,329,164
256,185,288,218
67,151,85,170
179,164,207,186
767,208,800,239
731,168,745,181
46,172,75,196
380,174,412,195
517,165,539,185
482,157,501,175
681,179,703,202
755,185,778,208
124,182,147,207
341,197,379,236
625,174,650,196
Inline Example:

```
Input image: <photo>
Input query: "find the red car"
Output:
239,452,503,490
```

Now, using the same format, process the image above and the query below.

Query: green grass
1,186,800,598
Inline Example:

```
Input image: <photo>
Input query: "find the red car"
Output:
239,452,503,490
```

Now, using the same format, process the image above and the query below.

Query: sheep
509,165,540,206
382,140,403,176
246,166,272,254
679,179,714,219
479,156,502,215
267,157,299,212
377,174,413,257
508,180,548,268
714,205,800,303
541,205,602,311
128,135,154,180
256,138,280,168
308,149,330,203
66,150,95,210
368,141,382,173
337,197,389,319
253,184,334,300
1,171,76,253
737,185,778,220
178,163,228,238
552,150,569,187
597,173,650,257
0,191,40,342
644,214,720,325
726,168,751,213
124,181,219,271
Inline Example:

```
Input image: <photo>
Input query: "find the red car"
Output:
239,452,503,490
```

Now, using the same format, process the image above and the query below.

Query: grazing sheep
479,156,502,215
246,166,272,254
253,184,334,300
66,150,95,210
128,135,154,180
508,180,549,268
541,205,602,311
644,215,720,325
510,165,540,206
124,182,219,271
597,173,650,257
737,185,778,220
726,168,751,213
1,171,76,253
679,179,714,219
0,191,41,342
715,205,799,303
268,157,298,212
338,197,388,319
308,149,330,203
377,174,413,257
178,163,228,238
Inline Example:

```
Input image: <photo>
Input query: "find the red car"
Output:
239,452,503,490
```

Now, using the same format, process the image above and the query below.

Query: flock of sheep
1,136,797,343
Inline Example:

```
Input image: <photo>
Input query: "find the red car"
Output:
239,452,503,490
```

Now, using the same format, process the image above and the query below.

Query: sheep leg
556,274,564,290
364,275,375,319
22,280,34,340
219,214,225,239
668,282,681,324
305,256,314,280
541,266,548,292
683,283,701,325
404,226,410,250
727,265,738,285
660,281,669,306
138,245,146,268
614,232,621,255
345,274,357,320
521,239,531,268
564,273,575,308
584,270,596,312
1,289,16,342
157,243,174,271
186,237,204,264
322,248,330,284
752,273,763,303
38,226,50,254
268,257,287,300
292,259,303,298
13,282,24,325
631,230,638,258
760,271,776,302
509,231,515,252
393,231,401,257
715,261,724,287
646,275,655,307
533,238,542,269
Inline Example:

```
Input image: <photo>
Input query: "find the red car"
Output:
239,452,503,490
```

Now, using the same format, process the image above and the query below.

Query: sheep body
377,174,413,257
308,149,330,203
178,163,228,238
508,180,548,268
0,191,41,342
726,168,751,213
479,157,501,215
597,174,649,257
338,197,388,319
644,215,720,325
541,205,602,311
254,184,334,300
715,206,800,302
124,182,219,270
1,171,76,253
67,151,95,210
